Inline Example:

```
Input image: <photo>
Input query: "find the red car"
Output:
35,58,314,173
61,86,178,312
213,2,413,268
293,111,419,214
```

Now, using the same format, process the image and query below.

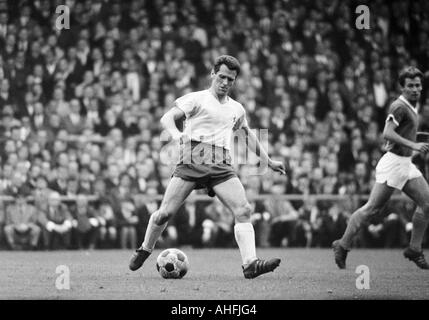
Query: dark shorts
172,140,237,196
172,163,237,195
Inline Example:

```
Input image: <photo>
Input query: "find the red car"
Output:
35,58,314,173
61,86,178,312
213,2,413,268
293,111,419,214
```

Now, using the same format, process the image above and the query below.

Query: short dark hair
398,66,424,86
213,55,241,77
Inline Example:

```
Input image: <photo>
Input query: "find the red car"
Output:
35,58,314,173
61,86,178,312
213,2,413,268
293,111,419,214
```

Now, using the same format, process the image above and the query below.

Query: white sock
141,211,168,252
234,222,257,265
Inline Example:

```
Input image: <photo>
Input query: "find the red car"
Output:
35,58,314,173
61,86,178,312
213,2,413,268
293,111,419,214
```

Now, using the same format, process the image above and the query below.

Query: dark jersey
413,129,429,179
384,96,419,157
412,153,428,179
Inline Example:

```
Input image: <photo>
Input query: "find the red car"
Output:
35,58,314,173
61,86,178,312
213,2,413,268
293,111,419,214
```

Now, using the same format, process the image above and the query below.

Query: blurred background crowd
1,0,429,251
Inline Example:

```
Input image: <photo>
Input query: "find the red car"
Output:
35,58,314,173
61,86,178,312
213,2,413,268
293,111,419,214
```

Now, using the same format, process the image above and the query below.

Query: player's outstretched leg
332,182,394,269
129,211,165,271
129,177,196,271
242,258,281,279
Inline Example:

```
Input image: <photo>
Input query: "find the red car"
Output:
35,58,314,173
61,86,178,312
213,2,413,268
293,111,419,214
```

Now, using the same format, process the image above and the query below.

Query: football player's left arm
239,117,286,175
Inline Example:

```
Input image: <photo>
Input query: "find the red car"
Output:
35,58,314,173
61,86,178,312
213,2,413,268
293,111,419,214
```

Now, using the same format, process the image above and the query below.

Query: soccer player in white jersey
129,55,286,278
332,67,429,269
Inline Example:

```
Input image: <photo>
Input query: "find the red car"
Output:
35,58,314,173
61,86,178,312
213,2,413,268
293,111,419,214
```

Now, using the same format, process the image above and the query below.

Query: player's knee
156,207,174,225
234,203,253,223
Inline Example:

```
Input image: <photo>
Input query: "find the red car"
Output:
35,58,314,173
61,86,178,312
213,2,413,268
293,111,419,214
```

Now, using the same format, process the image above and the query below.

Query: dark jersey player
332,67,429,269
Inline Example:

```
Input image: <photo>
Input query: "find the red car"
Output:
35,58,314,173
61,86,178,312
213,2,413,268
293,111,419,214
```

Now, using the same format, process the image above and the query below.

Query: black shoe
403,247,429,270
332,240,348,269
129,248,151,271
242,258,281,279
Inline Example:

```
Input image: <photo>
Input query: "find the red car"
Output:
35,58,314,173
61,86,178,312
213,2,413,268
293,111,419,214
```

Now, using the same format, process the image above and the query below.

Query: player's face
211,64,237,97
401,77,422,103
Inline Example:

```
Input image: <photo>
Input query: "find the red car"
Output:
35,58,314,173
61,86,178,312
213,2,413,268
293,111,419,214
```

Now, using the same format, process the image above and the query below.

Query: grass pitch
0,248,428,300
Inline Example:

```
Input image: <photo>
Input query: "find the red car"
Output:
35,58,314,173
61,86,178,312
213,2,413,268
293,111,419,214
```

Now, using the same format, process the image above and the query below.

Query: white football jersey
175,90,246,150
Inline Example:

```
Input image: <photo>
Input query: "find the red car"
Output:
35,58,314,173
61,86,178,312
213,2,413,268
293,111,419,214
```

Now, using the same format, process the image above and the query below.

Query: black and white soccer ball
156,248,189,279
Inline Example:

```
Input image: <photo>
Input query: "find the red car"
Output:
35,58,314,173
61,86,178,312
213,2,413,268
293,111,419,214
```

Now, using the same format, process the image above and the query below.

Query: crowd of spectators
1,0,429,251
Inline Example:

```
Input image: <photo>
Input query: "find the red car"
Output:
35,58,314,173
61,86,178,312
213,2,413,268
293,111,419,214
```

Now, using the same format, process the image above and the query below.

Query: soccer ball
156,248,189,279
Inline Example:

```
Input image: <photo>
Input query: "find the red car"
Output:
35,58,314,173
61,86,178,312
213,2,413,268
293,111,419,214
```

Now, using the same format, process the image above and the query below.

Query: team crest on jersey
232,115,242,131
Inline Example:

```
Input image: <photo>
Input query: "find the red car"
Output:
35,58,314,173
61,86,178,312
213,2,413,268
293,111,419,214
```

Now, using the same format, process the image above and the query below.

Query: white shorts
375,152,422,190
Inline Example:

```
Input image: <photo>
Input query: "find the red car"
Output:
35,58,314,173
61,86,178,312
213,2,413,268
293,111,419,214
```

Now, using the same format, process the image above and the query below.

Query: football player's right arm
160,106,186,141
383,121,429,153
